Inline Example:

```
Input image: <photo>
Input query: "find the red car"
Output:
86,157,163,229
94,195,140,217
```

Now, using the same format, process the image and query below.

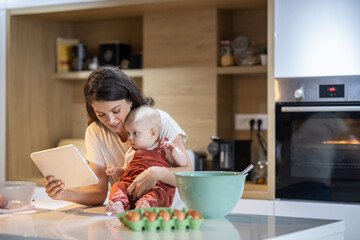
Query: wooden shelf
54,69,144,80
243,182,270,200
217,65,267,75
9,0,267,22
54,66,266,80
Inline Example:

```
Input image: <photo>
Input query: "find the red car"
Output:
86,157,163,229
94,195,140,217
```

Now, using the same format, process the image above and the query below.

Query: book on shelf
56,37,79,72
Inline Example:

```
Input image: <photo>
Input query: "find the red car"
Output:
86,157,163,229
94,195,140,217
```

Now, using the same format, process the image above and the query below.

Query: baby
105,105,187,214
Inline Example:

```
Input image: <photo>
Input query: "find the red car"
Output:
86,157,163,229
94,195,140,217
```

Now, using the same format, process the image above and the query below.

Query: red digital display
320,84,344,98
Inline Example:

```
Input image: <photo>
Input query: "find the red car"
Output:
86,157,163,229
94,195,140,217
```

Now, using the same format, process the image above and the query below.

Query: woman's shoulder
86,121,106,134
85,121,129,152
155,108,187,142
85,121,115,139
156,108,173,121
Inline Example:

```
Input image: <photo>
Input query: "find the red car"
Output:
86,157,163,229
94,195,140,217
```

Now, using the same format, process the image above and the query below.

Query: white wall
0,2,6,181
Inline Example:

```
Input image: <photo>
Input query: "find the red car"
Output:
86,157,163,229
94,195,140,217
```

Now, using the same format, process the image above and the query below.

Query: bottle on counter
220,40,235,67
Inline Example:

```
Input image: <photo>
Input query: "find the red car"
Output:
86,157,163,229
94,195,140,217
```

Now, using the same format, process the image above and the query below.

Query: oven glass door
276,102,360,203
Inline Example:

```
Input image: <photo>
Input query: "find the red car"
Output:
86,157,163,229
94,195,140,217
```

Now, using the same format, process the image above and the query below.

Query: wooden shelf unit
217,65,267,75
54,66,267,80
6,0,274,199
54,69,144,80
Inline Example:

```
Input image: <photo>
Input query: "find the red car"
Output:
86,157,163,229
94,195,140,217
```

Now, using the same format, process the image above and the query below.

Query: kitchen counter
0,200,345,240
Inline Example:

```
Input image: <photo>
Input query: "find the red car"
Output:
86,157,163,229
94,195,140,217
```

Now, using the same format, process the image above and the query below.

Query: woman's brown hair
84,66,154,125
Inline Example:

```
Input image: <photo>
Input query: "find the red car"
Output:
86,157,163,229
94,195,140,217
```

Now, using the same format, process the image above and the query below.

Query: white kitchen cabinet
5,0,83,9
231,198,360,240
274,0,360,77
231,198,274,216
0,9,5,182
274,200,360,240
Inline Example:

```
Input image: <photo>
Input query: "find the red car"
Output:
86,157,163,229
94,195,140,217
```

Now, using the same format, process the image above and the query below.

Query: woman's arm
44,162,109,205
127,134,193,199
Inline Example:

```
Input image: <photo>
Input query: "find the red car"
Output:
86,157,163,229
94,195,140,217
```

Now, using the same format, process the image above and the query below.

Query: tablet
30,144,99,189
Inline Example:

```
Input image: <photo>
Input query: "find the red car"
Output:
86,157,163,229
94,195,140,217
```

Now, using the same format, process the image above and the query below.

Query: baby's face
125,121,156,150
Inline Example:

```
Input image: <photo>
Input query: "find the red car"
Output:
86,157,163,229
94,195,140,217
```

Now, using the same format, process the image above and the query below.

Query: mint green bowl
174,171,247,219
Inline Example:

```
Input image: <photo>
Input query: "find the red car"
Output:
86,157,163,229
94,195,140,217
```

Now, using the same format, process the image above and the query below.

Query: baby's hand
105,200,125,214
164,142,187,167
105,165,118,176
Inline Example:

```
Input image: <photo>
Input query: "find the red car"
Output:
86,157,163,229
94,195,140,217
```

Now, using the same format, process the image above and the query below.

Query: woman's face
91,99,132,134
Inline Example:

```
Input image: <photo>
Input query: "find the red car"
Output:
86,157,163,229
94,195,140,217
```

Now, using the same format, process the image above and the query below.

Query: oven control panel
275,76,360,102
319,84,344,98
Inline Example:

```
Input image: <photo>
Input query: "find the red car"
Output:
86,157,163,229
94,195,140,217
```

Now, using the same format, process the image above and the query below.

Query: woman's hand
126,167,159,200
43,176,67,200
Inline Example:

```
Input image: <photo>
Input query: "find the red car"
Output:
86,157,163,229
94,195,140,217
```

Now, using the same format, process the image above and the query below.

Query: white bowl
0,181,36,206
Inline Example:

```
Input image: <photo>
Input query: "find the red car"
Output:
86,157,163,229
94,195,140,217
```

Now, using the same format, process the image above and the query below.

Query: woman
43,66,193,205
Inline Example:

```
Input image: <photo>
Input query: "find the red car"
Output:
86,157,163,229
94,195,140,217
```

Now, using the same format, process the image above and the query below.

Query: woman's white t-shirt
84,109,186,185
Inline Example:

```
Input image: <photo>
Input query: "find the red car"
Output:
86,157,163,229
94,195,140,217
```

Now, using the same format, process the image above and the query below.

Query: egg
173,209,186,221
188,209,202,220
125,211,141,222
144,210,157,222
159,210,171,221
0,194,8,209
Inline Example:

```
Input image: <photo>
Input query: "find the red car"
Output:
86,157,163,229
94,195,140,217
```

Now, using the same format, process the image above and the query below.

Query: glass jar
220,40,235,67
253,158,268,184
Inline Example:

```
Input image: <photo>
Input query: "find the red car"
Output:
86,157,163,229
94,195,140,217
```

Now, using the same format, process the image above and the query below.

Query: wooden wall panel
233,74,267,114
72,81,87,138
143,9,218,152
73,18,143,58
217,75,234,139
7,16,73,182
142,68,217,152
143,8,217,68
233,73,267,140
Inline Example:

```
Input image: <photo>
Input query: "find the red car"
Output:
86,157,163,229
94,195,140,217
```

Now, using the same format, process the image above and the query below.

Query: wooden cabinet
6,0,275,199
0,7,5,182
5,0,83,9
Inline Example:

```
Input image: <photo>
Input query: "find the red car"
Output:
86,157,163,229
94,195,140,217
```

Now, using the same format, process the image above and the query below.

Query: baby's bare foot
135,200,150,209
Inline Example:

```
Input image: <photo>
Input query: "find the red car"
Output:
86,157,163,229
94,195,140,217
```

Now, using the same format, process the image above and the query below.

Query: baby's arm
164,142,187,167
105,165,126,178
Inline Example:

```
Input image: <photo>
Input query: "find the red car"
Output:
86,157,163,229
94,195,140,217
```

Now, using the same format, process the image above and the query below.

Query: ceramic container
175,171,247,219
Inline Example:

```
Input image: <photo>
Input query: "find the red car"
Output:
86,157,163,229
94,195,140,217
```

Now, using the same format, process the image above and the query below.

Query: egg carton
117,207,203,231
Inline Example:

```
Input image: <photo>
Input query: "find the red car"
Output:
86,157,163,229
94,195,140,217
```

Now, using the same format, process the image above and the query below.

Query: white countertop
0,200,345,240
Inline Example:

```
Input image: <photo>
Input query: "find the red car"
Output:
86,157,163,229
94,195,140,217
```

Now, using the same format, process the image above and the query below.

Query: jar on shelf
220,40,235,67
232,37,261,66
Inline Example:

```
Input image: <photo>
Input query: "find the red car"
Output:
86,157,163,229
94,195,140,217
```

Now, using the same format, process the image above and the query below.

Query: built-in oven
275,76,360,203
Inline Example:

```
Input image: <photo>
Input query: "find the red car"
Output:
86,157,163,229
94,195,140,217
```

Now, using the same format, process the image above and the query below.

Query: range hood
274,0,360,78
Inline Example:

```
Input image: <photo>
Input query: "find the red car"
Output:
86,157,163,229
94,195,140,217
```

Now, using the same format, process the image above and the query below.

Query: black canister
71,43,87,71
